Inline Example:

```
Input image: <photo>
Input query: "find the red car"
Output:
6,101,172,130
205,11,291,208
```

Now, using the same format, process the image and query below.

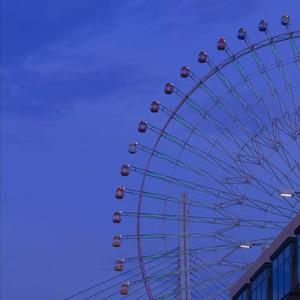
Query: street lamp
279,188,300,198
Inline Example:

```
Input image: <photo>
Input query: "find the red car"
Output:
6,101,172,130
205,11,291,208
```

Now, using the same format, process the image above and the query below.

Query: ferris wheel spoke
121,211,284,230
99,259,178,300
288,31,300,71
131,268,182,285
152,279,179,300
185,95,255,151
257,131,300,178
134,142,268,201
277,111,300,142
124,248,180,263
262,156,296,186
141,280,176,300
193,262,246,292
167,84,259,155
267,42,299,110
158,102,246,166
124,187,235,216
264,155,299,202
123,233,231,240
246,139,300,188
123,234,274,251
130,165,241,199
278,143,300,175
193,259,251,273
136,141,234,185
160,267,242,299
124,187,220,211
239,194,296,218
190,259,231,288
124,186,296,219
224,46,275,124
190,257,251,271
206,59,264,131
246,42,289,115
65,259,147,299
147,122,258,179
125,245,238,263
203,285,236,300
169,94,300,195
190,253,243,289
182,97,254,158
132,265,180,284
130,165,295,217
189,273,228,300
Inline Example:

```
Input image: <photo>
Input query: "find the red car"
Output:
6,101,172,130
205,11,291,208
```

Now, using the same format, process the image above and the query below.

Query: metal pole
178,192,191,300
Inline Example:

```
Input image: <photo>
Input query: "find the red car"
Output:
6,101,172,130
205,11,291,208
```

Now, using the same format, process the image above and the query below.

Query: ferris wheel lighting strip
279,189,299,198
239,244,252,249
280,192,294,198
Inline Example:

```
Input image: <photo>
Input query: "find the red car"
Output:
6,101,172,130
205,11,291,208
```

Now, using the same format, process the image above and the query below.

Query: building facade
231,215,300,300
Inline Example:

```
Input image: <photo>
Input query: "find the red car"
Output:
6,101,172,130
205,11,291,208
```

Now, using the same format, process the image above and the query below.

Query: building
230,214,300,300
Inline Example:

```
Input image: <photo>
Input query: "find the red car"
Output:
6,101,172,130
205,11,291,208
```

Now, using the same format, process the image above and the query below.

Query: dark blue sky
1,1,300,299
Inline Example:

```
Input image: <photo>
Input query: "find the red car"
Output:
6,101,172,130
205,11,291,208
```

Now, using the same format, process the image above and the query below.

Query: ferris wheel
65,14,300,300
110,15,300,300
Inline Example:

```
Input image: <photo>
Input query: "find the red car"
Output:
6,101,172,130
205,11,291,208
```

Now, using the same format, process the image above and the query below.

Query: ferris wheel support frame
178,192,191,300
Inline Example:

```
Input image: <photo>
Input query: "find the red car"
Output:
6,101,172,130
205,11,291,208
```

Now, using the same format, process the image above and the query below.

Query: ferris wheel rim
135,29,300,299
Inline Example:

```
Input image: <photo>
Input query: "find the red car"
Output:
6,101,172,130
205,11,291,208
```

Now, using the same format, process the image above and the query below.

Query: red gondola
120,282,129,295
115,186,125,199
138,121,147,133
114,259,125,271
120,164,130,176
217,38,226,50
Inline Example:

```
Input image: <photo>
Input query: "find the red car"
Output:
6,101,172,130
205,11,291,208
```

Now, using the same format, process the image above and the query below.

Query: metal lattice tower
178,192,191,300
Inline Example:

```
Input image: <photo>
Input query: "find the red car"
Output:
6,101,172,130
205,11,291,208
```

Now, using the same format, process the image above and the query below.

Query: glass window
297,233,300,285
284,246,291,293
252,267,270,300
278,251,284,298
273,257,278,300
272,243,293,300
234,286,250,300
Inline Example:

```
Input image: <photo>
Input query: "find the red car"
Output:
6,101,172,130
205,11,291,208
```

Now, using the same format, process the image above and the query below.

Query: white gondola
128,142,137,154
112,211,122,224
